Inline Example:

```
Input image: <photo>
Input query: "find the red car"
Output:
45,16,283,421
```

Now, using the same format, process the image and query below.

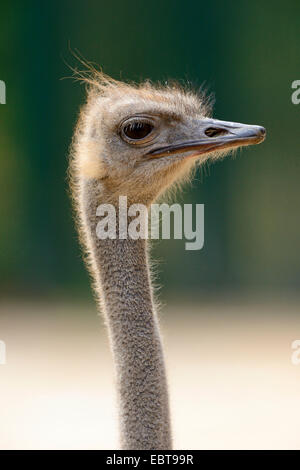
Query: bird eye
121,120,154,142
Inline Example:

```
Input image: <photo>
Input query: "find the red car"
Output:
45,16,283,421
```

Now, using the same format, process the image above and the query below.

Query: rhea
69,70,265,450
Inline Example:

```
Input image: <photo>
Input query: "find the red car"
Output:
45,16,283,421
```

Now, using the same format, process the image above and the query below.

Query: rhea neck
80,178,172,450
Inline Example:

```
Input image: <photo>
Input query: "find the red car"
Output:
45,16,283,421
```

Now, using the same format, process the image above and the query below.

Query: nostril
205,127,229,138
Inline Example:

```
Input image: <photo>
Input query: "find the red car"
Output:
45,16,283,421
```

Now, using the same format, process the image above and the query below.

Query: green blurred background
1,0,299,300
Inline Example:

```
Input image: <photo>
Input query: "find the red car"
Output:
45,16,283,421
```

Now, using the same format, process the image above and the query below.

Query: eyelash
120,118,155,142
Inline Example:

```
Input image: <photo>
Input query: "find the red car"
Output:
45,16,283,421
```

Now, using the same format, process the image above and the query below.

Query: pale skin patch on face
76,139,108,179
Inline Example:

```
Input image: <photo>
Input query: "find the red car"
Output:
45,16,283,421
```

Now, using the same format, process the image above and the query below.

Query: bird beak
147,118,266,159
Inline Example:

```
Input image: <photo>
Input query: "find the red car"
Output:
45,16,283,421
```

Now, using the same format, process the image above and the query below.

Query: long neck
80,179,172,450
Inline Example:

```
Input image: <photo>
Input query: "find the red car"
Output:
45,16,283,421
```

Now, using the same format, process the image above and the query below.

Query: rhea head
73,73,266,206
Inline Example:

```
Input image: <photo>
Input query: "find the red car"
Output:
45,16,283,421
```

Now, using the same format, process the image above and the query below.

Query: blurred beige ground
0,297,300,450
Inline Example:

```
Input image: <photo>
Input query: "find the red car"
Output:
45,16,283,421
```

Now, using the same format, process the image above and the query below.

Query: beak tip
258,126,266,136
256,125,266,143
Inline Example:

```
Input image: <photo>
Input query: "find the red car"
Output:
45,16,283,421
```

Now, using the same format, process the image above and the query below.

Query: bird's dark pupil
124,122,153,140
